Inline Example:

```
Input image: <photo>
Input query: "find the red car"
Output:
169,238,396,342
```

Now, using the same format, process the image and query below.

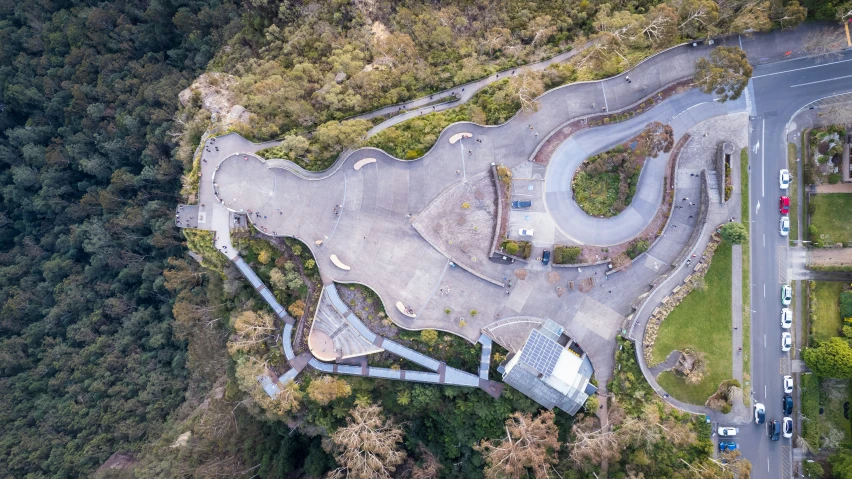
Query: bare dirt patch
810,248,852,267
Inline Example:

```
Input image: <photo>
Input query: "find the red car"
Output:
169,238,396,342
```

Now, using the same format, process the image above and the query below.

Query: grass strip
740,148,751,401
801,373,821,450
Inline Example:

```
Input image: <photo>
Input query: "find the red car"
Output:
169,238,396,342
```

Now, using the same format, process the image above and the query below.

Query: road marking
764,334,767,349
601,82,609,111
764,284,766,298
846,22,851,47
756,200,760,215
458,139,467,181
761,119,765,198
752,57,852,78
791,73,852,88
763,233,766,247
765,384,767,398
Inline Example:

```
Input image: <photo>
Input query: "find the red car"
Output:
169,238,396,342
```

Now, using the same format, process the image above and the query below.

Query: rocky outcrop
178,72,250,126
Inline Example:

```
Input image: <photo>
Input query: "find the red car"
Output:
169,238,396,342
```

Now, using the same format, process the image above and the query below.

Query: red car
780,196,790,214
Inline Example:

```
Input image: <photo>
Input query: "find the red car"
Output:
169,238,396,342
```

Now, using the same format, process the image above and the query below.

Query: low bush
553,245,582,264
829,173,841,184
626,239,650,259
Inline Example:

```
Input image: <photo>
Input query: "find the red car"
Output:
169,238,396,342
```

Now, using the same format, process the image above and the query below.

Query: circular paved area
214,154,275,212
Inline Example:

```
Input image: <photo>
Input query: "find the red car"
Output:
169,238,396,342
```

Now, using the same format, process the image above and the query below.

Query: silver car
780,216,790,236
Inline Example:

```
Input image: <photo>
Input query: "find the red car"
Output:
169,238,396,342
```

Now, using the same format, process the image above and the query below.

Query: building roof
502,323,595,415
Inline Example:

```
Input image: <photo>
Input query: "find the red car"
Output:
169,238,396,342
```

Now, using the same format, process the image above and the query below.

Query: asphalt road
740,49,852,479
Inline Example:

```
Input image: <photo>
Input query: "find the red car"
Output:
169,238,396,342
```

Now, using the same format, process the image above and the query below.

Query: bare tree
509,71,545,113
476,410,560,479
227,310,277,354
410,444,443,479
803,27,847,64
328,404,406,479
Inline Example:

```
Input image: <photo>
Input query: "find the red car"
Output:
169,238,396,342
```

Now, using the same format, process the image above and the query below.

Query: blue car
719,441,738,452
542,250,551,265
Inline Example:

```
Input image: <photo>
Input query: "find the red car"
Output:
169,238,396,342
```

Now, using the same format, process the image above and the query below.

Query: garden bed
809,125,847,185
572,122,673,218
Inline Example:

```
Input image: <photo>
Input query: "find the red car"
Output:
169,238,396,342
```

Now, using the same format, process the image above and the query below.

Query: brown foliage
307,376,352,406
328,404,406,479
476,410,560,479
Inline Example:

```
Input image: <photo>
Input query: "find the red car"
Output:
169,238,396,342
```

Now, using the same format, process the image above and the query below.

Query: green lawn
787,143,799,242
811,281,843,341
652,241,733,404
810,194,852,246
740,148,751,397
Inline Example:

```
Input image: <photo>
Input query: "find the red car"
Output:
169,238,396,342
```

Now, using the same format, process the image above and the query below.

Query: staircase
707,171,721,204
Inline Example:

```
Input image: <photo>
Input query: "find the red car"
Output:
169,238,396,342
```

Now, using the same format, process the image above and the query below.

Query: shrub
719,222,748,244
521,242,532,259
504,241,519,255
444,308,451,314
808,202,817,215
803,460,824,478
420,329,438,346
470,310,477,317
554,245,582,264
829,173,841,184
626,239,650,259
808,224,819,240
258,250,271,264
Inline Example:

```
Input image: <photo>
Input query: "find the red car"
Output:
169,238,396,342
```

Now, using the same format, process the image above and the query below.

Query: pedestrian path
225,253,501,395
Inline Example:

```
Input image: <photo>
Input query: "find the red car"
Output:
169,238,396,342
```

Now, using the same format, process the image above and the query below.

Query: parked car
768,420,781,441
784,375,794,394
518,228,534,237
781,308,793,329
542,250,551,265
512,200,532,209
780,216,790,236
782,332,792,352
783,417,793,439
719,441,738,452
717,426,738,437
754,402,766,424
780,169,791,189
780,196,790,214
781,284,792,305
783,394,793,416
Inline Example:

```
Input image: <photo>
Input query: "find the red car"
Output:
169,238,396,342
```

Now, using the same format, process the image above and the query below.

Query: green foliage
842,291,852,322
804,337,852,378
832,449,852,479
505,241,520,255
0,0,243,476
609,337,655,415
803,459,825,478
719,222,748,244
573,122,671,217
694,46,753,102
830,173,842,184
626,239,650,259
420,329,439,346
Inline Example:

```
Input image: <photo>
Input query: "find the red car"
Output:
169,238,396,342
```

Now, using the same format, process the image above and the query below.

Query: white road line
764,334,767,348
765,384,767,398
761,119,765,198
764,284,766,298
459,139,467,181
763,234,766,247
791,73,852,88
601,82,609,111
752,57,852,78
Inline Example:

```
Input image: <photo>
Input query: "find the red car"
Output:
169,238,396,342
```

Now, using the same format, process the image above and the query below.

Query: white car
780,308,793,329
754,402,766,424
780,216,790,236
783,375,794,394
717,426,738,436
782,332,792,352
518,228,534,237
783,417,793,439
780,169,791,189
781,284,792,305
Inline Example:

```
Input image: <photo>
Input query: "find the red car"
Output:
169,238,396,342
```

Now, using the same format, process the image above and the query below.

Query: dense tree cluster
0,0,241,476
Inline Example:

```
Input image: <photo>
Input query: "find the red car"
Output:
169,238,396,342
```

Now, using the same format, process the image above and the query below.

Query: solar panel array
519,330,561,377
